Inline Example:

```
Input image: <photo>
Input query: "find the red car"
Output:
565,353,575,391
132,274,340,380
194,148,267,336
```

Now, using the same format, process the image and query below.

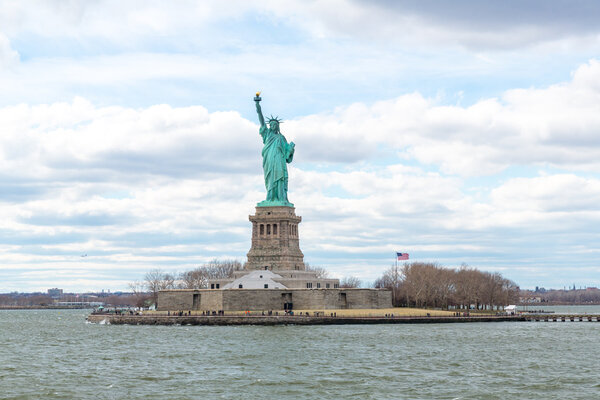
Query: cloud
0,1,221,41
3,1,600,53
0,98,260,183
264,0,600,50
286,59,600,175
3,1,600,117
0,33,19,69
491,174,600,215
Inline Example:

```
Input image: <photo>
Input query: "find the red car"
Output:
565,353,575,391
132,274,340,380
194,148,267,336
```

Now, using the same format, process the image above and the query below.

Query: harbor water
1,308,599,399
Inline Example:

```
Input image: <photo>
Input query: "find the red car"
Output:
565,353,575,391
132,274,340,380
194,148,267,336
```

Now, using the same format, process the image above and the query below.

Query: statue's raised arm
254,91,265,128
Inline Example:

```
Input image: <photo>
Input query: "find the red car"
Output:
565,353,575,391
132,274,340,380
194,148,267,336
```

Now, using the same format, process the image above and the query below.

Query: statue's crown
268,115,283,124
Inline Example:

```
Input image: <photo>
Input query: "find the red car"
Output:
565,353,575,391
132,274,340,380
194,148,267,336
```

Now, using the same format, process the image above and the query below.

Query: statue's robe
260,125,294,202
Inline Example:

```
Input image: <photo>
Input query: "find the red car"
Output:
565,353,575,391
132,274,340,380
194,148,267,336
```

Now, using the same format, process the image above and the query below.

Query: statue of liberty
254,92,295,207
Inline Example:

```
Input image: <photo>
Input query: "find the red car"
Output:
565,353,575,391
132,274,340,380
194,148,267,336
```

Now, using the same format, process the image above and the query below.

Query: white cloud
0,1,228,40
260,1,600,50
3,1,600,52
0,33,19,69
491,174,600,214
2,1,599,117
286,59,600,175
0,97,259,181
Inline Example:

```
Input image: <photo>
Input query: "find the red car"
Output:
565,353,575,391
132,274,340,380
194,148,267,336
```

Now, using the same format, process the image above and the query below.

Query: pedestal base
257,200,294,207
246,206,304,271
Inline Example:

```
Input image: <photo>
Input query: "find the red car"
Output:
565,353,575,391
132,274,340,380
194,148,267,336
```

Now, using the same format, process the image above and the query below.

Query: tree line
0,294,54,307
374,262,520,310
129,259,243,307
305,263,362,288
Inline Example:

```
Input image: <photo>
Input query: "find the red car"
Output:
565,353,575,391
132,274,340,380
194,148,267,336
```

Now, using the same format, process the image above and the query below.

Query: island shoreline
86,314,526,325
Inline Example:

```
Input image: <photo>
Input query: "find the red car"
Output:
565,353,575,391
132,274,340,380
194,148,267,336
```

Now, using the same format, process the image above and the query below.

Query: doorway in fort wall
339,292,348,309
282,292,293,311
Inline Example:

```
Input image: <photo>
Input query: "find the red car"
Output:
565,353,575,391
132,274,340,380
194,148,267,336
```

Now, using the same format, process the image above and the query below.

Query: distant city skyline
1,1,600,292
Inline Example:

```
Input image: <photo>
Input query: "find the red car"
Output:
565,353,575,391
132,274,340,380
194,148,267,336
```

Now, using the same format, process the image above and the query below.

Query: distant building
47,288,63,297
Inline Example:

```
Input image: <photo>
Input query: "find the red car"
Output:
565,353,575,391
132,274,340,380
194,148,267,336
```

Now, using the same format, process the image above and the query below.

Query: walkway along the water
87,314,529,325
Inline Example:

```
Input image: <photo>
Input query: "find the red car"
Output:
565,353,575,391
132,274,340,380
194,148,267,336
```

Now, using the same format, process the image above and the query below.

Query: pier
524,314,600,322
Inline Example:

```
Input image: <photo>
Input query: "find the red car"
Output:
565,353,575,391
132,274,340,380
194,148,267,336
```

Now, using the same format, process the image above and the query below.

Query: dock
524,314,600,322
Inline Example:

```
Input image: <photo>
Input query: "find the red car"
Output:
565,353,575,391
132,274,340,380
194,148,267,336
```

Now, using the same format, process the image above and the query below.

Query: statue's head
268,116,283,133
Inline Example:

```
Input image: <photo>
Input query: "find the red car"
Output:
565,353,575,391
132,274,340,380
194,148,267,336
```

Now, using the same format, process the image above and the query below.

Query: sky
1,0,600,292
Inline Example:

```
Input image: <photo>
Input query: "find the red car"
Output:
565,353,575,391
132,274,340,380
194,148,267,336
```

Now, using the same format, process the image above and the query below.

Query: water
1,309,600,399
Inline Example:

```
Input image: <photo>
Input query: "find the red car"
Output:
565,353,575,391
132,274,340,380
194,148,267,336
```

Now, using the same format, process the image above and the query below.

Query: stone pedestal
246,206,305,271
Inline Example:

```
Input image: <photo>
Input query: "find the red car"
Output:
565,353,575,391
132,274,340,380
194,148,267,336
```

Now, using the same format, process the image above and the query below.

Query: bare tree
145,269,176,308
203,259,242,280
305,263,329,278
178,259,243,289
374,264,404,306
503,279,520,305
179,268,208,289
434,267,455,309
403,262,438,308
128,280,150,307
340,276,361,288
454,265,480,309
479,272,505,310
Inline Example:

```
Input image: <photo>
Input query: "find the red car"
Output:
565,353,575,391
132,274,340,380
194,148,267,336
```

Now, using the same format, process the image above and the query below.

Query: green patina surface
254,94,295,207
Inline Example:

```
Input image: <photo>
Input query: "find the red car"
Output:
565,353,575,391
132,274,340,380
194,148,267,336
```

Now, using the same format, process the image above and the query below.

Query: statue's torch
254,91,261,102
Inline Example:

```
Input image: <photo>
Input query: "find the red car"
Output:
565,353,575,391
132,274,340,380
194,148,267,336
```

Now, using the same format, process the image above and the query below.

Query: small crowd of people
92,307,141,315
452,312,470,316
167,310,193,316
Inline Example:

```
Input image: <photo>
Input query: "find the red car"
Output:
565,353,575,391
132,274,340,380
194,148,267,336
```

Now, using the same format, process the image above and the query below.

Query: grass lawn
290,308,458,317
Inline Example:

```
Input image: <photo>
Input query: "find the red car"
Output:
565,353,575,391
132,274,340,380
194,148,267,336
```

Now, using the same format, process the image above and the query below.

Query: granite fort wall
158,290,222,311
158,288,391,311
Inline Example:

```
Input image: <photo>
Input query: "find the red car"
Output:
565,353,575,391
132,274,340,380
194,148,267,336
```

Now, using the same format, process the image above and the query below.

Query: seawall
86,314,526,326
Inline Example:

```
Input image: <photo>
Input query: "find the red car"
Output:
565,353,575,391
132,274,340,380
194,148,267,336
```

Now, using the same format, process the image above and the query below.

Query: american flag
396,252,409,260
